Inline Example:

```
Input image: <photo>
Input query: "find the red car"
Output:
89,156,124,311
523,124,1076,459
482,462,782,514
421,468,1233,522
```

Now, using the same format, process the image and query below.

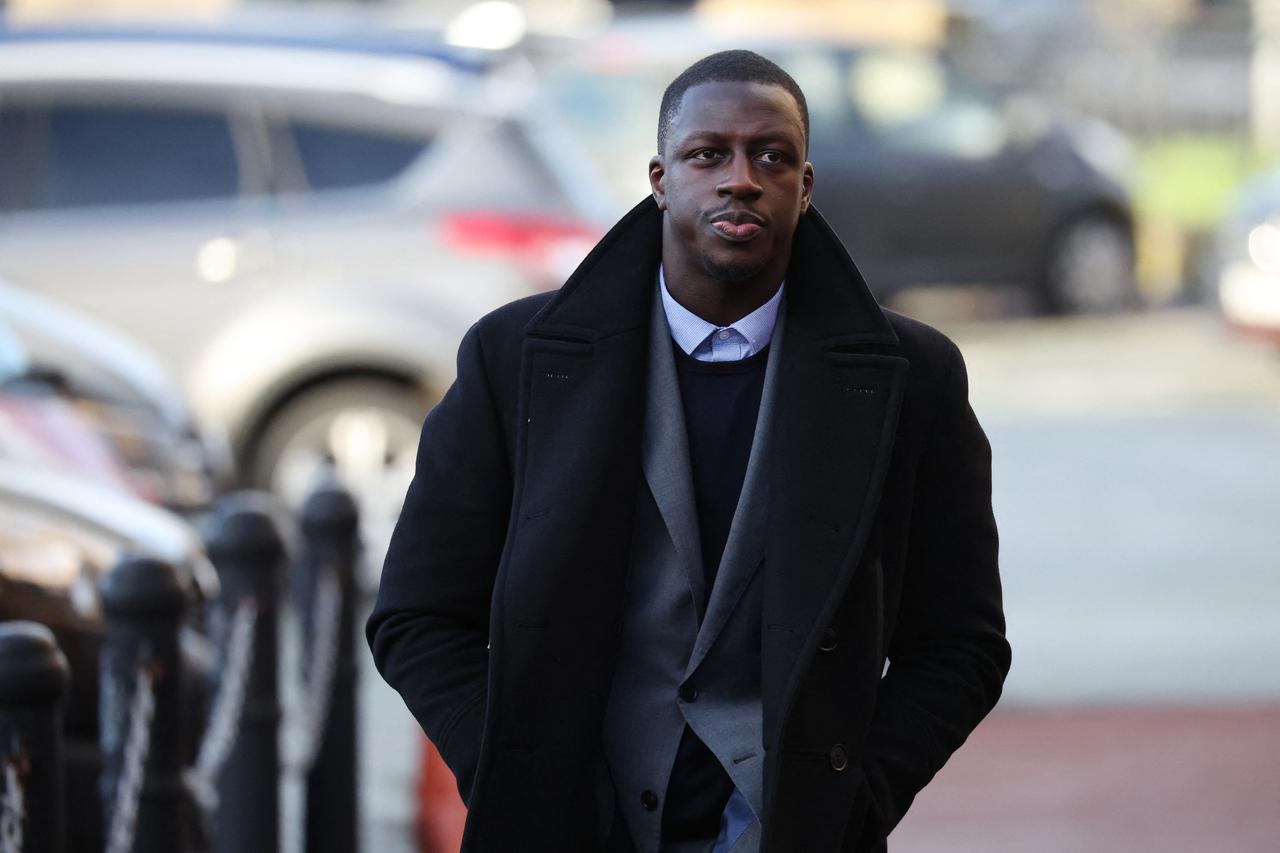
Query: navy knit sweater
673,342,771,601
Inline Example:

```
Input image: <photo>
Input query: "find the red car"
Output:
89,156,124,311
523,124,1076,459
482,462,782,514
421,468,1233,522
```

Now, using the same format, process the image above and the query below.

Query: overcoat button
640,789,659,811
678,683,699,703
829,744,849,772
818,627,839,652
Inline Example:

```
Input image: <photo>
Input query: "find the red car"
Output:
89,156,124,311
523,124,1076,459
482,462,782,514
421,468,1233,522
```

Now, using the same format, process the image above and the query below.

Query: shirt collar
659,264,785,357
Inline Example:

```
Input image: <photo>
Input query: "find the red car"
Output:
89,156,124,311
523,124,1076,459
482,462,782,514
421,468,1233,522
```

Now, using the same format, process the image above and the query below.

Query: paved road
350,305,1280,850
883,307,1280,851
947,308,1280,705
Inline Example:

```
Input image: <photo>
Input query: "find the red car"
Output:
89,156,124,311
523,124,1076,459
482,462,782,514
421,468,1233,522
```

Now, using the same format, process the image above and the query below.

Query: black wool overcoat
368,198,1011,852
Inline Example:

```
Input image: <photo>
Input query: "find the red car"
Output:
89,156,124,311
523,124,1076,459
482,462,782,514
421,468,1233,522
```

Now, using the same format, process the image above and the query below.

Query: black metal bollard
0,622,70,853
299,483,360,853
202,492,285,853
100,554,188,853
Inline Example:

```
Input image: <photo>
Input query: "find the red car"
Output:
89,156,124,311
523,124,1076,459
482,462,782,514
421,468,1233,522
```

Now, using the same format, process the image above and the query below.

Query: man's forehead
670,80,805,138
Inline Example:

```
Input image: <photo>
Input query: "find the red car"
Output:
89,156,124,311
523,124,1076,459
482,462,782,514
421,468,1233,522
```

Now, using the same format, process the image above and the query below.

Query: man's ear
649,154,667,211
800,161,815,214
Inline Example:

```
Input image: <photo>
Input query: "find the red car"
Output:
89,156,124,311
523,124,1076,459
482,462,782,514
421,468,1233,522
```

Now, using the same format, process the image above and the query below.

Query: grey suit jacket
600,286,783,853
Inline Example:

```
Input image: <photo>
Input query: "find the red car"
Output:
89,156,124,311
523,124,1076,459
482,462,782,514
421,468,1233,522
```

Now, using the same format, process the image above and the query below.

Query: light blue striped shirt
659,266,784,363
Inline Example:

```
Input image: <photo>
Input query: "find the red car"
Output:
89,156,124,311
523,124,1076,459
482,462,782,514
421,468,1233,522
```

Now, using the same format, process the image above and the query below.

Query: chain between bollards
290,567,341,773
0,755,21,853
186,598,257,813
99,554,189,853
105,661,156,853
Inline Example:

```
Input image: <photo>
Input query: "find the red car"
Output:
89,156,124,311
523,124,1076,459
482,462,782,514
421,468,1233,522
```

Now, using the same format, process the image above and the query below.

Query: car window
848,49,1006,160
769,49,858,141
0,107,30,211
540,67,671,206
30,104,242,209
541,47,857,206
287,120,432,191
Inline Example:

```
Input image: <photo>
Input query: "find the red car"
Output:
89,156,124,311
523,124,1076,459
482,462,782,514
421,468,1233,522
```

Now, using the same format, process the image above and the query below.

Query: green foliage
1133,135,1280,228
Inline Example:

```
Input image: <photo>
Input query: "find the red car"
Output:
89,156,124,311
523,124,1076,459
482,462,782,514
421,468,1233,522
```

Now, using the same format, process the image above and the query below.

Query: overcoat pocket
838,764,884,853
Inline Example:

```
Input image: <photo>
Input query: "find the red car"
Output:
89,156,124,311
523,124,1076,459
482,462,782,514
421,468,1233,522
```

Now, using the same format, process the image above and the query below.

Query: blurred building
7,0,234,20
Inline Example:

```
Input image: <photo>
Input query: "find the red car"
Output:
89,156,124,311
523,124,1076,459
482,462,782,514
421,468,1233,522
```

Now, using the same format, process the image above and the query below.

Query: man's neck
661,253,788,327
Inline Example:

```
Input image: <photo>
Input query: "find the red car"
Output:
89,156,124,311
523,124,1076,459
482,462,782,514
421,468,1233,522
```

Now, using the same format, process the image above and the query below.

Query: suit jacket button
640,790,659,811
678,683,698,703
829,744,849,772
818,627,839,652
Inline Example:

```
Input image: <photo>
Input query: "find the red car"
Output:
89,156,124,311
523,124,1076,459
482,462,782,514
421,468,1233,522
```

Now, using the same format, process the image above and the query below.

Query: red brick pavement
889,705,1280,853
415,706,1280,852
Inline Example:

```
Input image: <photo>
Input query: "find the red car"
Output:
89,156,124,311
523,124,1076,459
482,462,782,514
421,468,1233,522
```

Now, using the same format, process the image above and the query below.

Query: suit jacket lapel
641,288,706,613
685,302,786,675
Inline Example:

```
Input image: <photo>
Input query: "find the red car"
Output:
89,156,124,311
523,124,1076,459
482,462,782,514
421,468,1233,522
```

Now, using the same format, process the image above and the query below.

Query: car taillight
439,212,600,290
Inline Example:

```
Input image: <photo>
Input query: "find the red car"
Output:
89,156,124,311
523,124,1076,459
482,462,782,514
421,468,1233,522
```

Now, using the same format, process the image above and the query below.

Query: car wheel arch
1051,200,1134,240
1039,202,1137,314
236,365,435,478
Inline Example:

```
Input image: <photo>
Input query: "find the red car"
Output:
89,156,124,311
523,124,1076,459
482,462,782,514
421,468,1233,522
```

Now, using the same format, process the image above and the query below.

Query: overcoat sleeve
861,343,1011,835
365,322,512,803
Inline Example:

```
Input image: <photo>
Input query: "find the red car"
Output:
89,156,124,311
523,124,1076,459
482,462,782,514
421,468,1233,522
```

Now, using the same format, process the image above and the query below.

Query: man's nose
717,154,763,199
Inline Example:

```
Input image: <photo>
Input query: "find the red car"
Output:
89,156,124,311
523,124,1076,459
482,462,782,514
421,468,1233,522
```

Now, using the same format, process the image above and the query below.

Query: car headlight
1247,219,1280,273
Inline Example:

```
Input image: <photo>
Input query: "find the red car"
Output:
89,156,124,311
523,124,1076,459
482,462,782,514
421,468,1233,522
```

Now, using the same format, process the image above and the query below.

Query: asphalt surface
953,308,1280,705
349,305,1280,852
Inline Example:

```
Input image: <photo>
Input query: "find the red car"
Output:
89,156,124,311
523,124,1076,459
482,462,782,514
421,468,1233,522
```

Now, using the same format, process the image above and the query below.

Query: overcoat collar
526,196,898,347
517,196,907,751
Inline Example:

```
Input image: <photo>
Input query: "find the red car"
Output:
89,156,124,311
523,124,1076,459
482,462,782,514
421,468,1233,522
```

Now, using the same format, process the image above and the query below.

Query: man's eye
691,149,720,160
758,151,783,164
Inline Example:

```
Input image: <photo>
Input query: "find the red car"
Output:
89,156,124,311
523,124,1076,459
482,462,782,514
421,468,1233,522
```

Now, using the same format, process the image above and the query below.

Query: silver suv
0,26,608,565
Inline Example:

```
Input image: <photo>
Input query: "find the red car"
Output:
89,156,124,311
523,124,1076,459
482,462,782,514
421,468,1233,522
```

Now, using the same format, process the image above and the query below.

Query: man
368,50,1010,853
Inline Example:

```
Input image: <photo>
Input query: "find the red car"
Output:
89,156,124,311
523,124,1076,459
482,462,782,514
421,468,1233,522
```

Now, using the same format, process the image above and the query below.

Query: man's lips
709,210,766,242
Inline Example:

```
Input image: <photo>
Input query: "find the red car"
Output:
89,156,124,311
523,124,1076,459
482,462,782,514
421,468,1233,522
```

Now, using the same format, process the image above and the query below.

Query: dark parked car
537,19,1138,313
1,282,226,852
0,460,216,853
0,279,231,512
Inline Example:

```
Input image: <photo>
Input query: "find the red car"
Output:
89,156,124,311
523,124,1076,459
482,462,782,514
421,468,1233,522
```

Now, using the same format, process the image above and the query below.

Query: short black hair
657,49,809,156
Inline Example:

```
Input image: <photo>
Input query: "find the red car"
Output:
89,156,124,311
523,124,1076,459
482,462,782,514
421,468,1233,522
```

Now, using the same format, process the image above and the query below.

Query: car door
255,97,445,287
0,88,275,376
801,48,1051,292
769,47,906,293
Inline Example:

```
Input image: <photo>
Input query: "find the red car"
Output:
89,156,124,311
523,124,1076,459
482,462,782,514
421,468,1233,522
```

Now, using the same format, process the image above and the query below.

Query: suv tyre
1043,215,1137,314
247,377,431,584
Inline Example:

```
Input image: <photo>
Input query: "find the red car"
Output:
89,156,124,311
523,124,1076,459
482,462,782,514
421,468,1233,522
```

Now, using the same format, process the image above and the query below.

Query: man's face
650,80,814,284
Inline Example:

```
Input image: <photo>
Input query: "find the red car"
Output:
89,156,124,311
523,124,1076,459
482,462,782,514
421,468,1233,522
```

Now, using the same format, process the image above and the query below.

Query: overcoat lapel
685,304,785,675
760,210,908,749
500,200,660,722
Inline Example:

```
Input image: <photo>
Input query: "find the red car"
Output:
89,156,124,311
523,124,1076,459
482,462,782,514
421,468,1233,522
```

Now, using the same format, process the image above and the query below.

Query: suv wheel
1043,216,1137,314
248,378,431,585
